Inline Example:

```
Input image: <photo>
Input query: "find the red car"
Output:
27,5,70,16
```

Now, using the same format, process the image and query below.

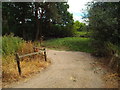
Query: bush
87,2,120,57
43,24,76,38
2,34,24,56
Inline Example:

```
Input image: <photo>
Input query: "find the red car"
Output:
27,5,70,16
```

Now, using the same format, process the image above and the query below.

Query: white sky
67,0,93,23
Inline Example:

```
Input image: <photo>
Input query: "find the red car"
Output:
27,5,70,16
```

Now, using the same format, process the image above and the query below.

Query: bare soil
5,50,119,88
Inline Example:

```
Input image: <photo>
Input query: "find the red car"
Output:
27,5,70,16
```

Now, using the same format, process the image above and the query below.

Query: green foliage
2,2,33,37
43,24,76,38
87,2,120,56
88,2,119,44
75,31,92,37
2,34,24,56
2,2,74,39
73,21,86,31
43,37,94,53
76,31,87,36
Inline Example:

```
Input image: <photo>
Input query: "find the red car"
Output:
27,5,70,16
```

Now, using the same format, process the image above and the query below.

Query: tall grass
43,37,94,53
2,34,24,56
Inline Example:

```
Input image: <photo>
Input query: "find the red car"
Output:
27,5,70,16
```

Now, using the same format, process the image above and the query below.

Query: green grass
43,37,94,53
75,31,92,37
76,31,88,36
2,34,24,56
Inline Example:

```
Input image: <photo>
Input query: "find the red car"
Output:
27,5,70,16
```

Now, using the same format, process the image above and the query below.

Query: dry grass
2,41,51,87
103,73,119,88
93,57,119,88
18,41,34,55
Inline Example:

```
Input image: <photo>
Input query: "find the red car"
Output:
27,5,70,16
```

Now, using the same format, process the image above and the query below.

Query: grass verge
42,37,94,53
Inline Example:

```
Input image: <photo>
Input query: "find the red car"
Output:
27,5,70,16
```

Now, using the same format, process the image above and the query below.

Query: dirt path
10,49,118,88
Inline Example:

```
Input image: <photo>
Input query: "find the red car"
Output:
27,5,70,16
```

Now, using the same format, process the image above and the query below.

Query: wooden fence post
15,48,47,75
15,53,21,75
44,48,47,61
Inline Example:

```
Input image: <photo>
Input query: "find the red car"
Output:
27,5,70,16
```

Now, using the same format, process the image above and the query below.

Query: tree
87,2,119,45
86,2,120,72
73,20,86,31
2,2,34,39
34,2,74,38
88,2,120,55
2,2,74,39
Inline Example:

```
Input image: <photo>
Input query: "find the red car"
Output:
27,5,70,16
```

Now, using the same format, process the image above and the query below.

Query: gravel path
10,49,117,88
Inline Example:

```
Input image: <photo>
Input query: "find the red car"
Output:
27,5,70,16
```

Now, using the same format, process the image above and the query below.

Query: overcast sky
67,0,93,23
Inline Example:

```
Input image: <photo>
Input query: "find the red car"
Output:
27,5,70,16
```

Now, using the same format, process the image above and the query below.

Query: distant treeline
2,2,76,40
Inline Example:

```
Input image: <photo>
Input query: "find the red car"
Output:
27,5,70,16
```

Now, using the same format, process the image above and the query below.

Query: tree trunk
35,3,44,41
35,3,40,40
